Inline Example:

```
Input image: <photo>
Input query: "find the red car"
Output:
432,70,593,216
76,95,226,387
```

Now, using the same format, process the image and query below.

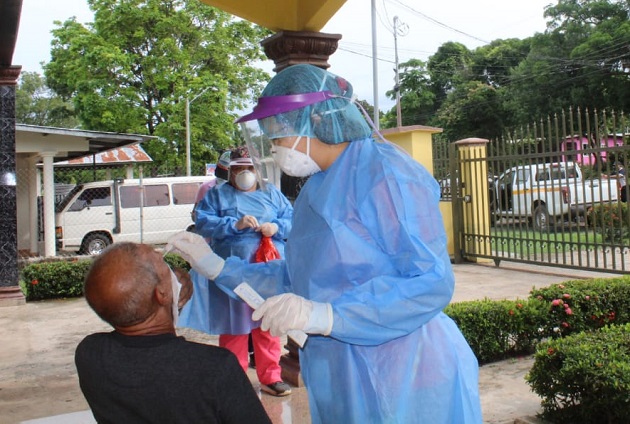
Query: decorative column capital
0,65,21,85
261,30,342,73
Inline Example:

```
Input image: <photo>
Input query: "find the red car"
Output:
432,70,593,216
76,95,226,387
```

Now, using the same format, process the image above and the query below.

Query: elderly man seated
75,242,271,423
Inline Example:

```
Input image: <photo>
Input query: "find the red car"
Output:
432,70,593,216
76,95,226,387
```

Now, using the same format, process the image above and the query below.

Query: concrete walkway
0,261,615,424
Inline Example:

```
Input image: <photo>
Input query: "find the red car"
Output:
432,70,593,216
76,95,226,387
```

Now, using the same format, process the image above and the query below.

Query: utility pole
185,87,212,176
393,16,408,128
371,0,379,130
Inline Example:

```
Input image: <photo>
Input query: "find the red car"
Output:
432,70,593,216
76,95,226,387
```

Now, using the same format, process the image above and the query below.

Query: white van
55,176,214,255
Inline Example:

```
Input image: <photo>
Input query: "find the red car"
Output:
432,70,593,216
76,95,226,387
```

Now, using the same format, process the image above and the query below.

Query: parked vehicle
55,176,213,255
492,162,619,231
561,134,626,166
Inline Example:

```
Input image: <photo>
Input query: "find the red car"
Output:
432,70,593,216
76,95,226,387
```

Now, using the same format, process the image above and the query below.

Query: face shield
239,120,280,191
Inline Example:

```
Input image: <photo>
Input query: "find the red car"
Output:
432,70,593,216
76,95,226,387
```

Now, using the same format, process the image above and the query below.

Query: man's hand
172,267,192,309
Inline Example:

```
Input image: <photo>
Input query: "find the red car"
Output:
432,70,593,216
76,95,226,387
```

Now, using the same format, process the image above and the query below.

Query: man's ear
154,284,171,306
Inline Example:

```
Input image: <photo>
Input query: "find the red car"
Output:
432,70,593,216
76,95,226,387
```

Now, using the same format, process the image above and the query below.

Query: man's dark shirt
75,332,271,424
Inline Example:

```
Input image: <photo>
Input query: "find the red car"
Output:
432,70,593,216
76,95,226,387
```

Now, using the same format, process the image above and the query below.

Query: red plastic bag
254,236,281,263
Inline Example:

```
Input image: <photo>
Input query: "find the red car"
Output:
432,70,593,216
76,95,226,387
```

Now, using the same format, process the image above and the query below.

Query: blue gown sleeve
268,185,293,239
215,257,291,300
195,188,239,241
330,169,454,345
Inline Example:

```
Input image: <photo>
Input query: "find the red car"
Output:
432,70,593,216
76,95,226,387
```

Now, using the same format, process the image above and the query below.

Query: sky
13,0,555,113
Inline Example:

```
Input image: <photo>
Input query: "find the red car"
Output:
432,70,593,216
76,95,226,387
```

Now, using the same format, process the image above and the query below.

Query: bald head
84,242,172,329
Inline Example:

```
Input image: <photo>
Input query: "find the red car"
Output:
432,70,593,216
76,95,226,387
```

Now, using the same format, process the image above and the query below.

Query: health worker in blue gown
178,148,294,397
168,64,482,424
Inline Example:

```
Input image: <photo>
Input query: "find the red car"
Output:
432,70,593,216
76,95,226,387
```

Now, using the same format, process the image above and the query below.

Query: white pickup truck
492,162,619,231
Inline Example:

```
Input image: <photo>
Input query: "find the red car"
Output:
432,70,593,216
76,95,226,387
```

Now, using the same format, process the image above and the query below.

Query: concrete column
40,152,56,257
452,138,492,263
28,156,39,254
261,30,341,73
0,66,23,305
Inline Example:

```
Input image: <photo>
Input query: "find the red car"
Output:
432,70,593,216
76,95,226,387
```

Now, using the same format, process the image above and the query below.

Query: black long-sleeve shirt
75,332,271,424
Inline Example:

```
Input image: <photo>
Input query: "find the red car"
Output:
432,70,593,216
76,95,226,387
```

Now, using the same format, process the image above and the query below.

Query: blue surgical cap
257,64,372,145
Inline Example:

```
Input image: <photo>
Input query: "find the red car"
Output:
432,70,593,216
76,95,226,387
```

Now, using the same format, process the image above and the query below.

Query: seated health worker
178,147,294,397
168,64,482,423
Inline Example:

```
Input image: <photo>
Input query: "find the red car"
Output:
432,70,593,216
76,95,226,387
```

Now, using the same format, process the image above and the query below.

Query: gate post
452,138,492,263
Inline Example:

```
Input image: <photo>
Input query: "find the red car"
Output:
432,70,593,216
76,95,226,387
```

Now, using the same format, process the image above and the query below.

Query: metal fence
436,108,630,274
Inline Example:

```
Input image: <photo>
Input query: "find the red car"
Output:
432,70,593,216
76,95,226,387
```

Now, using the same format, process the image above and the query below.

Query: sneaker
249,353,256,369
261,381,292,397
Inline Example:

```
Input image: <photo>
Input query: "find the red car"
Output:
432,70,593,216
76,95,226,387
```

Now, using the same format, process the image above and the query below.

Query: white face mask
272,136,321,177
234,170,257,191
169,269,181,327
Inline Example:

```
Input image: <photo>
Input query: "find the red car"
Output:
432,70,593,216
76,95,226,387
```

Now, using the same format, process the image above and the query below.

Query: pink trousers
219,327,282,385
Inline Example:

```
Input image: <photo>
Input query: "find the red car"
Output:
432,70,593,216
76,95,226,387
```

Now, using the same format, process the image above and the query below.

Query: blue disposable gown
215,138,482,423
178,182,293,335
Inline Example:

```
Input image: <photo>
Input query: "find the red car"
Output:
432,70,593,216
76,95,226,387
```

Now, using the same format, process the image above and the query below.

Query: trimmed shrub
529,276,630,338
587,202,629,243
444,298,547,363
21,259,92,300
19,252,190,301
526,323,630,424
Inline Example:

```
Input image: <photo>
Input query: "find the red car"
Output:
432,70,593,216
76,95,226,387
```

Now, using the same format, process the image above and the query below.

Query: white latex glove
165,231,225,280
257,222,278,237
252,293,333,337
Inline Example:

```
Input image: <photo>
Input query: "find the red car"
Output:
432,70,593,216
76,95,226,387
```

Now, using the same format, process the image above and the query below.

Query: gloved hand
252,293,333,337
257,222,278,237
236,215,259,230
165,231,225,280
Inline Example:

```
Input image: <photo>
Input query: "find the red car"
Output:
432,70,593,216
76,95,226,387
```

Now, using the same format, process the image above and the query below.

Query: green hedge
530,277,630,338
19,253,189,301
444,298,547,363
443,276,630,364
526,323,630,424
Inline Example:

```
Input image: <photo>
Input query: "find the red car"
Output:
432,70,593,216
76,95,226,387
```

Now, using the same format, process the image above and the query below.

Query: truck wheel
81,233,111,255
533,205,551,232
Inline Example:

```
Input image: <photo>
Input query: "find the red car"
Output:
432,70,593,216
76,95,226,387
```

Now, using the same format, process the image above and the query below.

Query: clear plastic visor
238,121,282,190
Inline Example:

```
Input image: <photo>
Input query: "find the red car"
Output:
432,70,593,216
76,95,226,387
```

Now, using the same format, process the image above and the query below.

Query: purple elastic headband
235,91,336,123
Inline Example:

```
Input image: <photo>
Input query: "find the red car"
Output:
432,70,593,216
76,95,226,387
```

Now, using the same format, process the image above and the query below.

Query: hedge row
19,253,189,300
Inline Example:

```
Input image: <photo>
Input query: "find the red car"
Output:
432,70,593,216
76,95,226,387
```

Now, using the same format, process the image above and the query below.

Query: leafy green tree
470,38,531,88
433,81,504,141
383,58,435,128
15,71,78,127
44,0,271,173
427,42,473,112
505,0,630,122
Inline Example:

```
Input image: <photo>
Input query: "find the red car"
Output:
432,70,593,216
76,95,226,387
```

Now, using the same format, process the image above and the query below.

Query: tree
427,42,473,112
15,71,78,127
433,81,504,141
44,0,271,173
504,0,630,122
383,58,435,128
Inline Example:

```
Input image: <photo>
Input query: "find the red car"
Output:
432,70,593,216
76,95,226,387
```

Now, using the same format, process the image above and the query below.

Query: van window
120,184,170,208
172,182,201,205
68,187,112,211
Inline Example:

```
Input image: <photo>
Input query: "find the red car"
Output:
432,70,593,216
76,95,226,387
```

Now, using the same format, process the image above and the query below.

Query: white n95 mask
169,269,182,327
234,170,257,191
272,136,321,177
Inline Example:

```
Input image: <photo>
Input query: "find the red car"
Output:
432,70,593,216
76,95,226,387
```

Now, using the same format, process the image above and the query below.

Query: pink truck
561,134,625,166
